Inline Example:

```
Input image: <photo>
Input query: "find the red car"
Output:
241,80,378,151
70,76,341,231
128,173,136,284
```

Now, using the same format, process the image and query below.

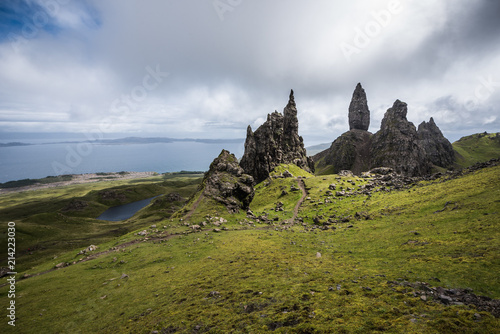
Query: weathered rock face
314,83,372,174
314,129,372,175
240,90,314,183
348,83,370,131
417,117,455,168
203,150,254,213
371,100,432,176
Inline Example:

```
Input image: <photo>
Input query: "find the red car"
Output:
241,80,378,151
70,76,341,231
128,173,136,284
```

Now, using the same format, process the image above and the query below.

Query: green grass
0,165,499,333
0,175,202,272
453,132,500,167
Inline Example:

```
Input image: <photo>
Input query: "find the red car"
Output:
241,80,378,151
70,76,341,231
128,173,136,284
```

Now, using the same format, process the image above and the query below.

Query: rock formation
315,84,449,176
314,84,372,174
314,130,372,175
348,83,370,131
371,100,432,176
240,90,314,183
202,149,254,213
417,117,455,168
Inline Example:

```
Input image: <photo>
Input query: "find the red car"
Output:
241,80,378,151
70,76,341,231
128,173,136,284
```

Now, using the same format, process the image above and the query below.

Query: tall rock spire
240,90,314,183
348,83,370,131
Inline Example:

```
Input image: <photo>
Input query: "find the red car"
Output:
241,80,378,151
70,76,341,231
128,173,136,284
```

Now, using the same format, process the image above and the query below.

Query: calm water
0,141,244,183
97,196,159,221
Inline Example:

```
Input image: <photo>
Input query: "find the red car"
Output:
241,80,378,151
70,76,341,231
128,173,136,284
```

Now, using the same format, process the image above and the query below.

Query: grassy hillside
453,132,500,167
0,165,499,333
0,173,203,272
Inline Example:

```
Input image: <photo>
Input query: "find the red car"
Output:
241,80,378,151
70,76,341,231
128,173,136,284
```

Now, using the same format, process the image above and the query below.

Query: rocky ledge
202,149,255,213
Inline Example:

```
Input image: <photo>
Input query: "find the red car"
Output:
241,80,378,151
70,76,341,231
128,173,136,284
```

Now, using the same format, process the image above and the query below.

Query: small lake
97,196,158,221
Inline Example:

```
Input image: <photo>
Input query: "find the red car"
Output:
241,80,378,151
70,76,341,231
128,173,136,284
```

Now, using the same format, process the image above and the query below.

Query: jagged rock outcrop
314,84,449,177
202,150,254,213
349,83,370,131
314,129,372,175
240,90,314,183
417,117,455,168
371,100,431,176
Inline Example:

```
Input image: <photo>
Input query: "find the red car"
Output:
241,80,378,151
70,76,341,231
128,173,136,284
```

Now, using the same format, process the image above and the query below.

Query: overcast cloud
0,0,499,144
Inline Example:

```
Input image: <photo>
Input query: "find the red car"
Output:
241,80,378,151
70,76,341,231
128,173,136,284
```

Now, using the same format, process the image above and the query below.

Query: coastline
0,171,159,195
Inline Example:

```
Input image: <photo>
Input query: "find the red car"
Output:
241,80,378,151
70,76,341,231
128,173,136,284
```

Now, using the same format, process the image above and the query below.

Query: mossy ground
0,174,203,272
453,132,500,168
0,166,499,333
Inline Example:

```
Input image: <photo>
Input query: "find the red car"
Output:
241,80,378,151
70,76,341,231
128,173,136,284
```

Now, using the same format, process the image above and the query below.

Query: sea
0,140,245,183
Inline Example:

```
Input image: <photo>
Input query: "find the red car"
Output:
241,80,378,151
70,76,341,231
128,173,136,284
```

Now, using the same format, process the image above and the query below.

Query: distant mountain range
0,142,32,147
0,137,244,147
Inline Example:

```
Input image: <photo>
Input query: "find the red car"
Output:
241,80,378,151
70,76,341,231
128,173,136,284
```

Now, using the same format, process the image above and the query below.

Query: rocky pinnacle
348,83,370,131
418,117,455,168
371,100,431,176
240,90,314,183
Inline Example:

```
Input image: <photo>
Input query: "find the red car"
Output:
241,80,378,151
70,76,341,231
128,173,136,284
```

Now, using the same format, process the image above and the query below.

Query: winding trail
287,177,308,224
183,192,205,221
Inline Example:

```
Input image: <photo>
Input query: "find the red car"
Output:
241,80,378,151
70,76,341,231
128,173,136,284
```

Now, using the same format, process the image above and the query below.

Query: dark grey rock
349,83,370,131
202,150,255,213
417,117,455,168
314,129,372,175
371,100,432,176
240,90,314,183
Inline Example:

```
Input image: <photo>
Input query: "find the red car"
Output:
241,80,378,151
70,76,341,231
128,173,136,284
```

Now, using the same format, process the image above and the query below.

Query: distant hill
305,142,330,156
0,142,31,147
0,137,244,147
453,132,500,167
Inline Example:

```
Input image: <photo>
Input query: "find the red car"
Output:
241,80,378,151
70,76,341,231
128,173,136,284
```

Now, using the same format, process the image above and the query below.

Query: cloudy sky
0,0,499,145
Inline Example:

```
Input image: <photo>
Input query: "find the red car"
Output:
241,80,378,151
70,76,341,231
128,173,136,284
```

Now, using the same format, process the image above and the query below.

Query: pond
97,196,159,221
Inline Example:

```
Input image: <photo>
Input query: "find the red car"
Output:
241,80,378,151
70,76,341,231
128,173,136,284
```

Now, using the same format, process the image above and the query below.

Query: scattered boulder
389,281,500,318
77,245,98,255
339,170,354,177
369,167,393,175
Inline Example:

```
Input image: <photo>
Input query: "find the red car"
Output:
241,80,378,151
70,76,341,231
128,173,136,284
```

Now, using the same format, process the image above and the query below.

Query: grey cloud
0,0,498,144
